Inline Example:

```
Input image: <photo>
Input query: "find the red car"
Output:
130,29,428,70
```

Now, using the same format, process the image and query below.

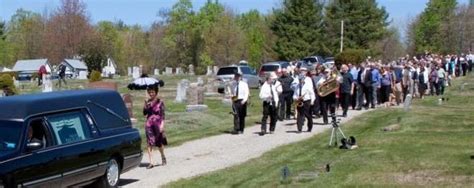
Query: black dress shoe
355,107,362,111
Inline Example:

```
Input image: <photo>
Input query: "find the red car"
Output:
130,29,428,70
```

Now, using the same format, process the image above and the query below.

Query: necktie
235,82,239,99
270,83,274,105
299,84,302,97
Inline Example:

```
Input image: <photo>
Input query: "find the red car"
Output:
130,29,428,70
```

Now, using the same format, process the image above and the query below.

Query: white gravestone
78,71,88,80
197,77,204,86
213,66,219,75
42,74,53,92
165,67,173,75
127,67,132,76
176,67,182,75
175,79,190,103
188,64,195,75
132,66,140,79
154,69,160,76
206,66,213,76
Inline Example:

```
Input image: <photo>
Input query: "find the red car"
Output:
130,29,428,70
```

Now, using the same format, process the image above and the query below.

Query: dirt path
120,109,371,187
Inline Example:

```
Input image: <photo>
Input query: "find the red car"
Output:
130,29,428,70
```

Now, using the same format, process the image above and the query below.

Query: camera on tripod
330,113,340,127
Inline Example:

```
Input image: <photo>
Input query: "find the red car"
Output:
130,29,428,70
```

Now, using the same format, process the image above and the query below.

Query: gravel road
120,109,370,187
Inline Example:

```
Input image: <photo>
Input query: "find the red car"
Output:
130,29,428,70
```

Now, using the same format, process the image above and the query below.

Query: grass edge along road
166,75,474,187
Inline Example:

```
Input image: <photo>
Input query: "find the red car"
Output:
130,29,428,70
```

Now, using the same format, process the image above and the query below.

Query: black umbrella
127,74,164,90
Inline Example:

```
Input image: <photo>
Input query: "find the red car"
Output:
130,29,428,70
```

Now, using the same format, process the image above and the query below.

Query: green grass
15,75,262,148
166,75,474,187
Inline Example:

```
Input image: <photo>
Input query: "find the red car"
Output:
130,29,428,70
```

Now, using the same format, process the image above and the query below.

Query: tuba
317,69,340,97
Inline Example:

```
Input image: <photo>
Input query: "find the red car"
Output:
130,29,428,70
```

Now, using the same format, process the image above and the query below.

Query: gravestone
403,94,412,111
127,67,132,76
176,67,182,75
175,79,189,103
213,66,219,75
42,74,53,92
204,80,220,97
206,66,213,76
165,67,173,75
77,71,88,80
197,77,204,86
132,66,140,79
186,83,208,112
122,94,134,120
154,69,160,76
188,64,195,75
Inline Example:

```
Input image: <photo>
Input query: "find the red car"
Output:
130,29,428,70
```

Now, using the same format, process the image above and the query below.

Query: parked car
324,57,335,69
216,65,260,93
258,61,290,84
0,90,142,187
301,55,325,70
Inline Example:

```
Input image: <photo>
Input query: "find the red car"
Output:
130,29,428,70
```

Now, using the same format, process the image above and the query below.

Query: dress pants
340,92,351,116
321,93,336,123
279,92,293,119
233,100,247,132
296,100,312,132
261,102,277,132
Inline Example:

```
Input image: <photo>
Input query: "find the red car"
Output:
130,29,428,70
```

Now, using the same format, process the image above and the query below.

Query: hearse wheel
97,158,121,188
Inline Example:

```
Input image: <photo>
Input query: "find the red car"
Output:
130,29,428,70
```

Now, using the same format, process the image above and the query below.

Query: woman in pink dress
143,86,167,169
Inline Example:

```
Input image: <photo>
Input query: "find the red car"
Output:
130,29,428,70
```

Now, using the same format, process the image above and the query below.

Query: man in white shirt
293,74,315,133
232,73,249,134
259,72,282,135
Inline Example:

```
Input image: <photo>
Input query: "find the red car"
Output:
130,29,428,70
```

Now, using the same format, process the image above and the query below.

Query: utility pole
340,20,344,53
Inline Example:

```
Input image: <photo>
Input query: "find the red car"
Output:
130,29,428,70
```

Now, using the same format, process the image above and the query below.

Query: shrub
0,74,17,95
89,70,102,82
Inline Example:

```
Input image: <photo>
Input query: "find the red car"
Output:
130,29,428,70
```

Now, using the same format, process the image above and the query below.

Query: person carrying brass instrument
317,68,342,124
293,71,315,133
259,72,282,135
232,73,249,134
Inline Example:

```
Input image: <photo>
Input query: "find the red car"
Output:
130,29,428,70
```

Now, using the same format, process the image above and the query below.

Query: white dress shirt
234,80,249,103
293,82,315,103
259,81,279,105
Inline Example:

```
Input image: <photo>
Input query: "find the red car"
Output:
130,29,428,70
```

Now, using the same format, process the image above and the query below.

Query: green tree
97,21,125,73
238,10,270,68
79,32,107,73
271,0,327,60
0,20,14,67
6,9,44,60
162,0,195,68
325,0,389,55
413,0,457,53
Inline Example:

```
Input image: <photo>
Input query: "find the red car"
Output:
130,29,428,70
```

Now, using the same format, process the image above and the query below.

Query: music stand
329,114,346,146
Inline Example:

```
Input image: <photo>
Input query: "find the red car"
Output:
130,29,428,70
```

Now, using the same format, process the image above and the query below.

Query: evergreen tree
413,0,457,53
325,0,389,54
271,0,326,60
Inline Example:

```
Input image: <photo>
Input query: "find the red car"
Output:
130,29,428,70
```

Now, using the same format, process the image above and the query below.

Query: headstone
175,79,189,103
127,67,132,76
122,94,134,119
154,69,160,76
176,67,182,75
87,81,118,90
188,64,195,75
403,94,412,111
165,67,173,75
206,66,213,76
187,83,205,105
204,80,220,97
78,71,88,80
132,66,140,79
197,77,204,86
42,74,53,92
213,66,219,75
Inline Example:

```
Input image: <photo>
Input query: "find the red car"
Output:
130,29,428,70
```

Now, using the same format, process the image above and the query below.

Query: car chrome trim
22,174,62,186
98,161,108,166
62,164,98,176
124,153,142,160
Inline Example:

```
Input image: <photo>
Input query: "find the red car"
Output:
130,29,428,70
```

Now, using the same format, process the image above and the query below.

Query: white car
216,65,260,93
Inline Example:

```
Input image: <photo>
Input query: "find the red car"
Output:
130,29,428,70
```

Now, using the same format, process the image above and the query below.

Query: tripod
328,114,346,146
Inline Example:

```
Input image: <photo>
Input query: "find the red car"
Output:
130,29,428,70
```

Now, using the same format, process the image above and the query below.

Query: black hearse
0,90,142,187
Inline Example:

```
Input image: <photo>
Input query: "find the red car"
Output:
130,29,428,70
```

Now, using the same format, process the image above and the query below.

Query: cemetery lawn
17,75,263,148
166,75,474,187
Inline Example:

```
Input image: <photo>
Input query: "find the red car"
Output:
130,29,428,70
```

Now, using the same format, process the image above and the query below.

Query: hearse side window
47,111,92,145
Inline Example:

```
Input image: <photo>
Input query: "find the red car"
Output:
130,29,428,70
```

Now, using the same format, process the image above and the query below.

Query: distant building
61,59,88,79
12,59,52,80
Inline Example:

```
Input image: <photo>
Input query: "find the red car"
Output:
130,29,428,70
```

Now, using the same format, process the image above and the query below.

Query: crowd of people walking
230,52,473,135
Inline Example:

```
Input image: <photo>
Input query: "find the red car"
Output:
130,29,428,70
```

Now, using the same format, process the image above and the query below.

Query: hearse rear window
47,112,92,145
0,121,22,154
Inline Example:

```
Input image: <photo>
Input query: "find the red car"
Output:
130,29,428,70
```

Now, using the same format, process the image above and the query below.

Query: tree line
0,0,470,75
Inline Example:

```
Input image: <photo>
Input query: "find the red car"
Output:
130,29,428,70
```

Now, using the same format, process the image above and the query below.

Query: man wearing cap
259,72,282,135
278,68,294,120
293,72,315,133
317,67,342,124
232,73,249,134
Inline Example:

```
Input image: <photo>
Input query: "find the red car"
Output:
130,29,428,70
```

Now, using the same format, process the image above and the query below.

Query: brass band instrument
317,69,341,97
294,93,307,108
